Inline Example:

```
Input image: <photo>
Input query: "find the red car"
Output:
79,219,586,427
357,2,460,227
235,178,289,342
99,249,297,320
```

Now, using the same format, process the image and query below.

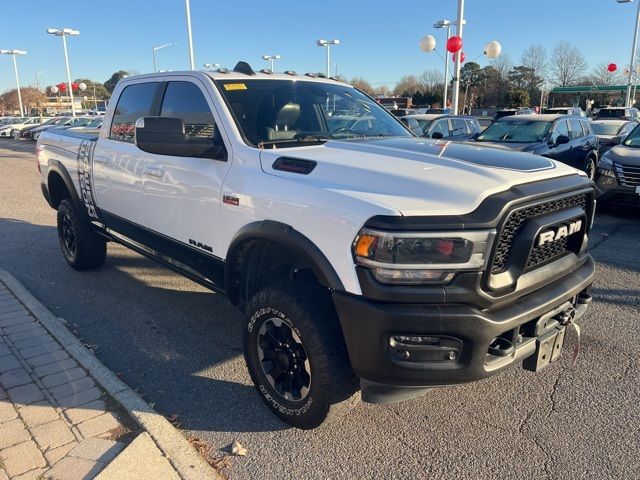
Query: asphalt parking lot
1,138,639,479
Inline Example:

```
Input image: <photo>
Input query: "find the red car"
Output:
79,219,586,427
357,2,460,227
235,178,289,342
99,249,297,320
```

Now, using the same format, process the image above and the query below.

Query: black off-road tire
57,199,107,270
244,284,360,429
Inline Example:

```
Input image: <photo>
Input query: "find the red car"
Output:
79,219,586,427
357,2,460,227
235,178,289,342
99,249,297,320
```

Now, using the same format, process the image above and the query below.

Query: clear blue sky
0,0,634,92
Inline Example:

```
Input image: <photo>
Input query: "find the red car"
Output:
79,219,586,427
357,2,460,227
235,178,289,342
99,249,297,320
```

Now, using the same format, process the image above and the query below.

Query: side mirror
549,134,570,147
431,131,444,139
135,116,226,160
471,132,480,140
610,135,622,145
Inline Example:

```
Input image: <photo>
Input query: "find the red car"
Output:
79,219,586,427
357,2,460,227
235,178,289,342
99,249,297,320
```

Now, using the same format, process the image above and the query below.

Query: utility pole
451,0,465,115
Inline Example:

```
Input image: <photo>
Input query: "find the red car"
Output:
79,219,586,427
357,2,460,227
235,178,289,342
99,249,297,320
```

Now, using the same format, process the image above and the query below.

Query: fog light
391,335,441,346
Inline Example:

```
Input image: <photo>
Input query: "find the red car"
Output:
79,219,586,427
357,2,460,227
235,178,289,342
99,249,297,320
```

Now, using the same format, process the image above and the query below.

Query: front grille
491,193,588,274
614,163,640,187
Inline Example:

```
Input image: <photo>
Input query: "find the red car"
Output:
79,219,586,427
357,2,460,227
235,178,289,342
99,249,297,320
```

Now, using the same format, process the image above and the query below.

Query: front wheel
585,156,596,180
243,285,360,429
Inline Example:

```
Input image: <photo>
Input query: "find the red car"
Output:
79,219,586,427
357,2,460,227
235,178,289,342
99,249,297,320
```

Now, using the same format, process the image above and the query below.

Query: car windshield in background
215,79,411,147
476,120,552,143
622,125,640,147
598,109,625,118
591,123,623,136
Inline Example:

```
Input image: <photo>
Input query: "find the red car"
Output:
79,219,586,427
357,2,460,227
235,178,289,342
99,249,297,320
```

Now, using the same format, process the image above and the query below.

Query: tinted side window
430,120,449,137
568,119,584,139
580,120,591,136
160,81,215,139
466,119,480,134
552,120,570,141
110,82,158,143
450,118,468,135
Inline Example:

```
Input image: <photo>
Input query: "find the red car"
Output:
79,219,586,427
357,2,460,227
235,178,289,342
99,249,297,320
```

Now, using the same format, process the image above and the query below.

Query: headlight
352,229,495,285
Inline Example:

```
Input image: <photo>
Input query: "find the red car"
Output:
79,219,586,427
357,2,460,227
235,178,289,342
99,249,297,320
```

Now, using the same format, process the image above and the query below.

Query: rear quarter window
109,82,158,143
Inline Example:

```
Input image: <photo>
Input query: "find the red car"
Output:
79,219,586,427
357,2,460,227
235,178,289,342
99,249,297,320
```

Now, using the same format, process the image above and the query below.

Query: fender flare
46,161,89,222
225,220,345,300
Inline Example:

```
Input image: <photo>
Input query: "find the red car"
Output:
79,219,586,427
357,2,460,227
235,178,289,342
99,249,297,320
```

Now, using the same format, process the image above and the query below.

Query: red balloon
607,63,617,73
452,52,466,63
72,82,79,91
58,83,67,92
446,35,463,53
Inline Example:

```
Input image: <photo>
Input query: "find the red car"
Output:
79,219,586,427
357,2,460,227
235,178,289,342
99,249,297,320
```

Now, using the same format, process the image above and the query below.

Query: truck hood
259,137,579,216
464,140,533,152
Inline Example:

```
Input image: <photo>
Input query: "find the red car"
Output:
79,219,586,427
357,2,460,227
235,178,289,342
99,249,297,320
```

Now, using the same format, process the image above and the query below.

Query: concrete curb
0,269,220,480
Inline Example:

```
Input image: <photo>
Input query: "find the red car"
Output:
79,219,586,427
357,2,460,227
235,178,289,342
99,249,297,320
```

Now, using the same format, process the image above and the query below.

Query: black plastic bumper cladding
333,256,594,388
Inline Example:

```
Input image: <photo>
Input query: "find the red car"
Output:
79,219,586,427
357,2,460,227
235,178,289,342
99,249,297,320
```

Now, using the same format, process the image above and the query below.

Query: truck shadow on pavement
0,217,289,434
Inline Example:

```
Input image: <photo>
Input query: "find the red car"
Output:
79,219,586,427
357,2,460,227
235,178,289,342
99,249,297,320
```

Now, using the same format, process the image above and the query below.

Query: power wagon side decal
77,140,102,222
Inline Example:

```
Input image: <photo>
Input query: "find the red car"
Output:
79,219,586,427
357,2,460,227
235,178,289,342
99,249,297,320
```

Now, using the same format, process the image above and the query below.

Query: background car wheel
10,130,19,139
56,199,107,270
585,157,596,180
244,284,360,429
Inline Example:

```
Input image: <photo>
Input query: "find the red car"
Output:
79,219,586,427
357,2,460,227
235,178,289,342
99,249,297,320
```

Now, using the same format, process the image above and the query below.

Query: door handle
143,166,165,178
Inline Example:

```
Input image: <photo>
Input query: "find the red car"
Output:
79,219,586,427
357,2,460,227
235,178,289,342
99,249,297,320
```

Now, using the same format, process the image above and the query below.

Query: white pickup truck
37,62,595,429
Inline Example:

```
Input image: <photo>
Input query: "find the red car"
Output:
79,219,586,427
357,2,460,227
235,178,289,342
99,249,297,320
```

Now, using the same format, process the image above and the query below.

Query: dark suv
595,123,640,206
470,114,599,178
594,107,639,121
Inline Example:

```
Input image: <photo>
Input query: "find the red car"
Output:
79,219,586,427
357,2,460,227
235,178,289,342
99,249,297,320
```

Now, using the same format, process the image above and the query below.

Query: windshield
591,123,624,136
216,79,411,147
598,109,625,118
477,120,552,143
622,124,640,147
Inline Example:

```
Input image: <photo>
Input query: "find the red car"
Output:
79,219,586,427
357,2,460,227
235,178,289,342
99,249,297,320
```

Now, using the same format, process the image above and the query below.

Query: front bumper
333,255,594,400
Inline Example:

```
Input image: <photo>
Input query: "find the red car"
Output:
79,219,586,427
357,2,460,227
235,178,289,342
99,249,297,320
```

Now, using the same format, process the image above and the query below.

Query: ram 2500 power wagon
37,62,595,429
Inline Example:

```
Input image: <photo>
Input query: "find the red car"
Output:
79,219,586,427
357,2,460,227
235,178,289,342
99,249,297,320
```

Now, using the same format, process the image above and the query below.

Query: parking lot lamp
153,43,176,72
433,20,453,110
617,0,640,106
46,28,79,118
316,40,340,77
451,0,465,115
185,0,195,70
0,49,27,116
262,55,281,72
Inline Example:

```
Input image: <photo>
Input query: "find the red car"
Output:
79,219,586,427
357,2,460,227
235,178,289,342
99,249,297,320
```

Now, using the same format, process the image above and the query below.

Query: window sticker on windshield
223,83,247,91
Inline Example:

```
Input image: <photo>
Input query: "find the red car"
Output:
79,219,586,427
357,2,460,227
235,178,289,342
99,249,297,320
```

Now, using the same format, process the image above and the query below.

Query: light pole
0,50,27,116
35,71,46,91
262,55,281,72
451,0,465,115
433,20,452,110
47,28,79,118
617,0,640,106
203,63,220,71
153,43,176,72
316,39,339,77
185,0,195,70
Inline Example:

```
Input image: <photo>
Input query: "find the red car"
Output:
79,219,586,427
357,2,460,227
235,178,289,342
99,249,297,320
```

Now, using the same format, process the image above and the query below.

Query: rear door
92,81,159,226
140,77,232,259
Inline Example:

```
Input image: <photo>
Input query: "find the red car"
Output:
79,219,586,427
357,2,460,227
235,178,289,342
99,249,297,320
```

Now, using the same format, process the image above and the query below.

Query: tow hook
555,307,581,364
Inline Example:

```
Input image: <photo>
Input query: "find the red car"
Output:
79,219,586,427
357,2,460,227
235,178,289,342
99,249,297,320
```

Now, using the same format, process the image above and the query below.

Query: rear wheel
243,285,360,429
57,199,106,270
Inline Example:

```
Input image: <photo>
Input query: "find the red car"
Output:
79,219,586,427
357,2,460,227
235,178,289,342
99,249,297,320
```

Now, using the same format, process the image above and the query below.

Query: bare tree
418,69,444,92
372,85,391,96
350,77,375,95
490,54,513,105
0,88,47,113
549,41,587,86
393,75,423,96
521,44,548,81
584,63,623,86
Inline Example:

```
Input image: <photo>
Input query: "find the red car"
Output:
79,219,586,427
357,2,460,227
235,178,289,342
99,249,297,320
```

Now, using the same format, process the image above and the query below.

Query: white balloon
50,85,58,94
419,35,437,53
78,82,87,91
484,40,502,59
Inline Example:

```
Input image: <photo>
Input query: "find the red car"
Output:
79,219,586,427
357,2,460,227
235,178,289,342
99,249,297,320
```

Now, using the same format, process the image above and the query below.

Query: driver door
140,77,232,258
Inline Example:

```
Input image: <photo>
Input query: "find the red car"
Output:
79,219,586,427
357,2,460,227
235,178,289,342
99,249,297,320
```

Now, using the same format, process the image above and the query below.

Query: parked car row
0,117,42,138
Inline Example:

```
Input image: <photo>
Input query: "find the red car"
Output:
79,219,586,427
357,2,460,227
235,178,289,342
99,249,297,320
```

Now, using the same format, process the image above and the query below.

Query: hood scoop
272,157,317,175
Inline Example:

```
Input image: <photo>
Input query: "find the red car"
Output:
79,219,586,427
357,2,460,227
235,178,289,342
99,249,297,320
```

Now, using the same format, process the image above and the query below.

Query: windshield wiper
258,135,331,148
